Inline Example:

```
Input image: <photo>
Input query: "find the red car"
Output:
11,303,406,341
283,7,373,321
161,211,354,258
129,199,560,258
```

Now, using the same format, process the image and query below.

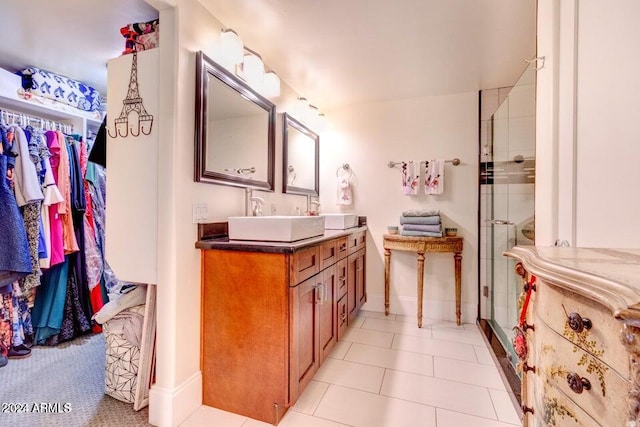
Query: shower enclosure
479,62,536,385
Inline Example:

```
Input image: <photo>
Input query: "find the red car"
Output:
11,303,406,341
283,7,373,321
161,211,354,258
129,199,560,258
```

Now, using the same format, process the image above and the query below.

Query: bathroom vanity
195,226,367,424
504,246,640,427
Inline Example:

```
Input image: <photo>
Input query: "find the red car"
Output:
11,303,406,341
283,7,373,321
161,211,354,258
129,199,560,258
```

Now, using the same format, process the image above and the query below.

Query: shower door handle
485,219,515,225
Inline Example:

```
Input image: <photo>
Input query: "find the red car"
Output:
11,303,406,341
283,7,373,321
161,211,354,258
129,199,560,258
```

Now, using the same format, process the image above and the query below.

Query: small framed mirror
194,51,275,190
282,113,319,196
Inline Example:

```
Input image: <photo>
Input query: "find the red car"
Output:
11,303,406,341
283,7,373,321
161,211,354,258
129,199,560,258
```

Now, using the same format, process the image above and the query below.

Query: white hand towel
424,160,444,195
337,176,353,205
402,161,419,195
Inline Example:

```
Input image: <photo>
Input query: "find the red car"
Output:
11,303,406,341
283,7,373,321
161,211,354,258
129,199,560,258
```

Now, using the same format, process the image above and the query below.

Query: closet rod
0,108,74,134
387,158,461,168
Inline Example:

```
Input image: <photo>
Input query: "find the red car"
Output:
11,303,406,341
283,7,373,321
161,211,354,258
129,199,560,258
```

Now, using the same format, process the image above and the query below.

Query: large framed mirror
282,113,319,196
194,51,275,190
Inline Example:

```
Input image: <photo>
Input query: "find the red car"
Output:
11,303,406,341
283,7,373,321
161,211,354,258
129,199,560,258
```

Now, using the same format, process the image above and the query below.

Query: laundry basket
103,304,145,403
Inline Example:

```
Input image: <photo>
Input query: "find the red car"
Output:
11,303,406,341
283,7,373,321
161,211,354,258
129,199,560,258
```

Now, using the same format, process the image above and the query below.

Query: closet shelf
0,67,103,126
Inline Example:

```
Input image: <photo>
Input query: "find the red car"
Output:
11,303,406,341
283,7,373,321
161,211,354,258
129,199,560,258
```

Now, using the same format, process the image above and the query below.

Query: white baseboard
148,371,202,427
363,293,477,324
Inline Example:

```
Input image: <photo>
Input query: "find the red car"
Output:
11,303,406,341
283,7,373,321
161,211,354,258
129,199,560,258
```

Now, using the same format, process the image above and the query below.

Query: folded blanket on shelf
401,230,443,237
400,215,440,225
402,209,440,217
402,224,442,233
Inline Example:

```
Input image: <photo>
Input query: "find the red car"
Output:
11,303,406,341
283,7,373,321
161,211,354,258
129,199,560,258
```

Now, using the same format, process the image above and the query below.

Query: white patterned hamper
103,304,145,403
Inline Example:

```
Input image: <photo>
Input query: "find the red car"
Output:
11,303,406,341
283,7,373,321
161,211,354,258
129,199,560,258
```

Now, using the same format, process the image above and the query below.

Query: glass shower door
481,63,536,370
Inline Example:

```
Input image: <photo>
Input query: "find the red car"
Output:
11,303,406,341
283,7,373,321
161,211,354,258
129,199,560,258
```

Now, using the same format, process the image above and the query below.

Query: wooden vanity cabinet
200,229,366,425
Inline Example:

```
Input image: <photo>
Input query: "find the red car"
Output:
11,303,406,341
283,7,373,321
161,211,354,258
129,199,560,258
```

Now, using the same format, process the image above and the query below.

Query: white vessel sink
228,216,326,242
321,213,358,230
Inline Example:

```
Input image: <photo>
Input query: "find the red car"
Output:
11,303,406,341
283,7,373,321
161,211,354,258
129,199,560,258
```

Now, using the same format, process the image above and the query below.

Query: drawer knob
522,322,535,332
522,362,536,373
567,312,592,333
521,405,534,415
567,372,591,394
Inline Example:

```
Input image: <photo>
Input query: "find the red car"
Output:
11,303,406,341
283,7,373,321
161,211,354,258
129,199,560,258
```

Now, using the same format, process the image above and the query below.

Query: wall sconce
217,28,280,98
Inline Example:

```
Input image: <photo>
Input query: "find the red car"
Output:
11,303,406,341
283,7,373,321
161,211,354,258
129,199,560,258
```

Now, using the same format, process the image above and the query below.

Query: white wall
536,0,640,248
321,93,479,323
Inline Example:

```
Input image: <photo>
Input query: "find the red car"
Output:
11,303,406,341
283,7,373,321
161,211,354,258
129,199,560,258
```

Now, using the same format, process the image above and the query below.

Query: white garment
11,126,44,206
424,160,444,195
42,154,64,206
93,285,147,324
337,176,352,205
402,161,419,195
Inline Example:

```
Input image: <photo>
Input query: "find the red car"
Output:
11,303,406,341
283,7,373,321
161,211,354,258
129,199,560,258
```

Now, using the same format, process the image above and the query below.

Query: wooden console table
383,234,463,327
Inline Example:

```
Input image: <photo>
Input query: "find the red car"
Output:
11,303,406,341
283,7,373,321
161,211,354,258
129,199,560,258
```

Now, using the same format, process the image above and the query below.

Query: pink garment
44,131,65,267
56,131,79,254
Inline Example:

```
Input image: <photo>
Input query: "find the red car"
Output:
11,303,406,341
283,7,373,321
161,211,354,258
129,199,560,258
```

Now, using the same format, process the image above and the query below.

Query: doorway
479,62,536,392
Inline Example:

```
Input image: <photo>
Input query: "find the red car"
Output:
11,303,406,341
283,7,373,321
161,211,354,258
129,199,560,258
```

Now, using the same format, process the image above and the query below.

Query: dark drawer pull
567,312,592,333
522,322,535,332
522,363,536,373
521,405,534,415
567,372,591,394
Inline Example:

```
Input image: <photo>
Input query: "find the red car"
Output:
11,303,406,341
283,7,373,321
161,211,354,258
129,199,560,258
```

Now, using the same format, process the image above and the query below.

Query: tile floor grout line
434,405,520,426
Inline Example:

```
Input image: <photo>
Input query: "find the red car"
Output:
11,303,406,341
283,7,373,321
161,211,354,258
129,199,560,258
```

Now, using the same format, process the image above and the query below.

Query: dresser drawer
291,246,320,285
535,278,629,378
535,318,630,427
347,231,366,255
531,376,600,427
319,239,338,271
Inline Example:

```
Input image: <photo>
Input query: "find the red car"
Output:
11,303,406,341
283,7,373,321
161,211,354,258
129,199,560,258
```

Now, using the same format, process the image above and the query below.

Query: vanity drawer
336,259,348,300
336,237,348,260
347,231,366,255
291,246,320,286
320,239,338,271
535,278,629,379
535,318,629,427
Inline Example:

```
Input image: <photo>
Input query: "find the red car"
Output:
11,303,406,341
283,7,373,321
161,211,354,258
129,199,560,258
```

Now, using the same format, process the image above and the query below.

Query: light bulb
263,71,281,98
241,53,264,86
219,29,244,68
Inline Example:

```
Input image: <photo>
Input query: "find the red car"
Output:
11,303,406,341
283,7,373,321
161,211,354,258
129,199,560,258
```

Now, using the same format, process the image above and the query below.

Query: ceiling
0,0,535,110
0,0,158,97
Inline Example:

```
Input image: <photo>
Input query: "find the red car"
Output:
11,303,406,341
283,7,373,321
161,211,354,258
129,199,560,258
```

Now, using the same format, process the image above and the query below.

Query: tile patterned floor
181,311,521,427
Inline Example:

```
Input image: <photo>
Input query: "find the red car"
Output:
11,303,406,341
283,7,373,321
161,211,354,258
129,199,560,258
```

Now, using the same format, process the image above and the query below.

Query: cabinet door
336,258,348,300
356,249,366,311
347,252,358,324
290,275,321,400
318,265,337,364
337,296,348,340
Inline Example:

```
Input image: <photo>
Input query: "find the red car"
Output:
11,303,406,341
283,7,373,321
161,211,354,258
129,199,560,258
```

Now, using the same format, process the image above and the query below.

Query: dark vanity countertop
195,226,368,254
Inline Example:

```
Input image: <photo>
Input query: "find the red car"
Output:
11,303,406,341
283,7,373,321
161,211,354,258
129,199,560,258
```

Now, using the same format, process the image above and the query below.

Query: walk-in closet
0,1,158,425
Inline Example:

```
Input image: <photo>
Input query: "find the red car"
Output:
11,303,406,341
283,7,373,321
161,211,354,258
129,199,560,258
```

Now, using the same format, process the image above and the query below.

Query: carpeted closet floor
0,332,150,426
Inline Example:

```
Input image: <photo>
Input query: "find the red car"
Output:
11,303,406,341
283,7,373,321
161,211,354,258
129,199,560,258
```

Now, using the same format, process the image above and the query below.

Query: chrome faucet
251,196,265,216
306,194,320,214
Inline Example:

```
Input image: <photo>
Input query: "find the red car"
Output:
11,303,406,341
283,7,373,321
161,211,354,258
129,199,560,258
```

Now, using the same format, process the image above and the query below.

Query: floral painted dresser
504,246,640,427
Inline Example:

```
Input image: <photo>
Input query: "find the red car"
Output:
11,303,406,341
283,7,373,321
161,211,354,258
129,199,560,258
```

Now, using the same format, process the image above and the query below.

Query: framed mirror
282,113,319,196
195,51,275,190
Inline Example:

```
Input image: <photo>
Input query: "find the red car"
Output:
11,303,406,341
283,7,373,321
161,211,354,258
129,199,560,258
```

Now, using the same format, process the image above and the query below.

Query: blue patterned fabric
18,66,101,112
0,152,32,287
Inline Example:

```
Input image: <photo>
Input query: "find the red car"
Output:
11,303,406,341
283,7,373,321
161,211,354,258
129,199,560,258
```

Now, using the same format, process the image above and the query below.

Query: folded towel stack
399,209,442,237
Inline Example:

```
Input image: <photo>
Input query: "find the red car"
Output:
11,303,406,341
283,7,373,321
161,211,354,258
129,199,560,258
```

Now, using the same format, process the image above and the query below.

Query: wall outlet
192,202,208,223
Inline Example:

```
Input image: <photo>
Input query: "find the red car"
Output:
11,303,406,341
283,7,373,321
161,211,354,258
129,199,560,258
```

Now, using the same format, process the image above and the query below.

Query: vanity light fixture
292,97,327,131
217,28,281,98
219,29,244,67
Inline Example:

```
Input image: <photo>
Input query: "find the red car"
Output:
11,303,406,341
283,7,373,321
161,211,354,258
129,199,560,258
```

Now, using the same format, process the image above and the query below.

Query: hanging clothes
56,131,79,254
32,258,69,344
44,130,65,267
0,129,31,287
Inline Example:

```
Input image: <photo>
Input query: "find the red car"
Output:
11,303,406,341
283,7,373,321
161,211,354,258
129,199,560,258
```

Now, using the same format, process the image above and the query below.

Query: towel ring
336,163,353,179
